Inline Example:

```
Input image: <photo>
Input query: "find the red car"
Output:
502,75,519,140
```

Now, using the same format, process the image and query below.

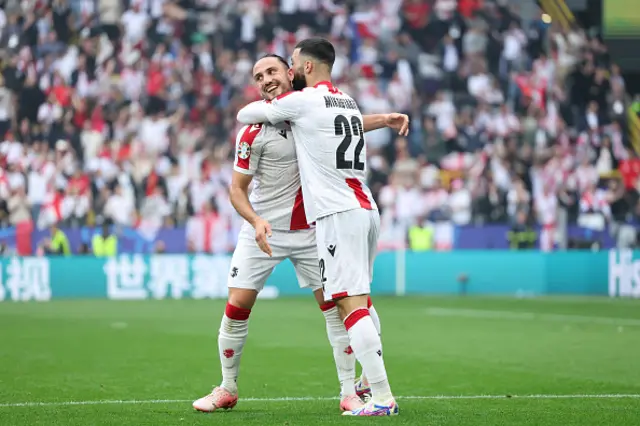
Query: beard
291,69,307,91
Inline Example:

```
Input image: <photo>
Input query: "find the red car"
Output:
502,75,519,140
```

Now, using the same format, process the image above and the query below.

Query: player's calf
217,301,252,395
194,288,257,412
316,290,358,401
337,297,395,407
356,296,379,399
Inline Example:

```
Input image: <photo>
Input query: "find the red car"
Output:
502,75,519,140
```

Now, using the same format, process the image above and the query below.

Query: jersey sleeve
233,124,264,175
236,91,304,125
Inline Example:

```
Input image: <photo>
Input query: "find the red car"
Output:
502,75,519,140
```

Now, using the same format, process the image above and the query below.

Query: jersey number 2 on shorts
319,259,327,290
334,115,365,171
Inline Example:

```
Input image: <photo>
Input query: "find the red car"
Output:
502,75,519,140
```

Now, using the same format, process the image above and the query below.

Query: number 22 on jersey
334,114,365,171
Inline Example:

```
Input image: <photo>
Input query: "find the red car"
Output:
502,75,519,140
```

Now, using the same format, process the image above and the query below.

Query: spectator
48,223,71,255
0,75,12,138
507,210,536,250
92,222,117,257
408,218,434,251
449,179,471,225
104,184,135,227
535,185,558,252
8,187,30,227
121,3,149,47
506,178,530,221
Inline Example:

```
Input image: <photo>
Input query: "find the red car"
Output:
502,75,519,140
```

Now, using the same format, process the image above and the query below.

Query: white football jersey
233,123,310,231
237,81,378,223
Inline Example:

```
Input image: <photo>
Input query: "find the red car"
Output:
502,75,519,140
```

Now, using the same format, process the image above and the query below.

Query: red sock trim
343,308,370,331
367,296,372,309
319,301,337,312
225,303,251,321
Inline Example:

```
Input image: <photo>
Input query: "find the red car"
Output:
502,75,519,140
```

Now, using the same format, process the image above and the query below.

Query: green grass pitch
1,296,640,425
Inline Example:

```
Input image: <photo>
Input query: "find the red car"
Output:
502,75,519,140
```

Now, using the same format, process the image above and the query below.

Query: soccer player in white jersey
193,54,409,414
237,39,405,416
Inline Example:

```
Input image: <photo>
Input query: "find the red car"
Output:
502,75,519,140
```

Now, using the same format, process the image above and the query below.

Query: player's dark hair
295,38,336,68
258,53,289,70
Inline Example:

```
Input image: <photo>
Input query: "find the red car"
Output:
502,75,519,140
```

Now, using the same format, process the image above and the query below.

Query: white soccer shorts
315,208,380,301
227,227,322,292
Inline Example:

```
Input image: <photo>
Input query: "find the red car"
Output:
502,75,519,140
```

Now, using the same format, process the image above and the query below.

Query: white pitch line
425,307,640,327
1,394,639,408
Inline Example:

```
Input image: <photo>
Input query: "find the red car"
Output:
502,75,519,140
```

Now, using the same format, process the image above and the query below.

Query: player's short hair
295,38,336,68
258,53,289,70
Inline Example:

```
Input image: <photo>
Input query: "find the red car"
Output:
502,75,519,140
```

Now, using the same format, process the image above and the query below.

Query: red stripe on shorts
332,291,349,299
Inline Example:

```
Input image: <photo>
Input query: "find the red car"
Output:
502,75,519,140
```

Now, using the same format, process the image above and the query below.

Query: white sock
345,308,393,404
321,301,357,397
360,297,382,387
369,304,382,336
218,303,251,395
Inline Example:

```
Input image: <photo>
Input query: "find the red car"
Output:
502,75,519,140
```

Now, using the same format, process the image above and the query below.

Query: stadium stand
0,0,636,253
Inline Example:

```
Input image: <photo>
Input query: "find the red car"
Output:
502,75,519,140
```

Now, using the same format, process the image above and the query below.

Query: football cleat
192,386,238,412
355,378,372,400
340,394,365,411
342,399,399,416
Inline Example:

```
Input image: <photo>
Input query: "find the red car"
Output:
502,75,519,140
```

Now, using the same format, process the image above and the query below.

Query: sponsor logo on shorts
327,244,336,257
278,129,287,139
230,267,238,278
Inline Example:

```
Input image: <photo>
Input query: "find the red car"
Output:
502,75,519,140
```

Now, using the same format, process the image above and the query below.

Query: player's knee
334,294,369,321
227,288,258,310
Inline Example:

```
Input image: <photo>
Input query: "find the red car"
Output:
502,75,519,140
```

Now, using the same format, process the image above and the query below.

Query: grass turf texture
1,296,639,425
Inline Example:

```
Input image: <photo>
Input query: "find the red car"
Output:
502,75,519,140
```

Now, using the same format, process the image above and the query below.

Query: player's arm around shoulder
362,113,410,136
237,91,306,125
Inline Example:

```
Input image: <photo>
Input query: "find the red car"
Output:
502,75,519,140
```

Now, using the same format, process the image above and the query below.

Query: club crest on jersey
237,142,251,160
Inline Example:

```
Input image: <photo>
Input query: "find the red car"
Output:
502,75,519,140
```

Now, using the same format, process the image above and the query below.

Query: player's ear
287,67,294,81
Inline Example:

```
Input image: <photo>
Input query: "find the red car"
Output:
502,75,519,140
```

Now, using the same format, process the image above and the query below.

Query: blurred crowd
0,0,637,252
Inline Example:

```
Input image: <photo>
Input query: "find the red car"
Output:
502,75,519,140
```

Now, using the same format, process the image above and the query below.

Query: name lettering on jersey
324,96,358,110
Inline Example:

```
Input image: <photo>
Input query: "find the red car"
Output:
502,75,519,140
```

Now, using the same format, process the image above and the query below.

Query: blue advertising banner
0,251,630,302
0,224,617,255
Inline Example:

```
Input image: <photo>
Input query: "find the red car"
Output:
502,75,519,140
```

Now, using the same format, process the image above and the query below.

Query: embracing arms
237,92,409,136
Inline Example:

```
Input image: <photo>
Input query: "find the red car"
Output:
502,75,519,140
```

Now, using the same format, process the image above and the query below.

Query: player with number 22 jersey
238,38,407,416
